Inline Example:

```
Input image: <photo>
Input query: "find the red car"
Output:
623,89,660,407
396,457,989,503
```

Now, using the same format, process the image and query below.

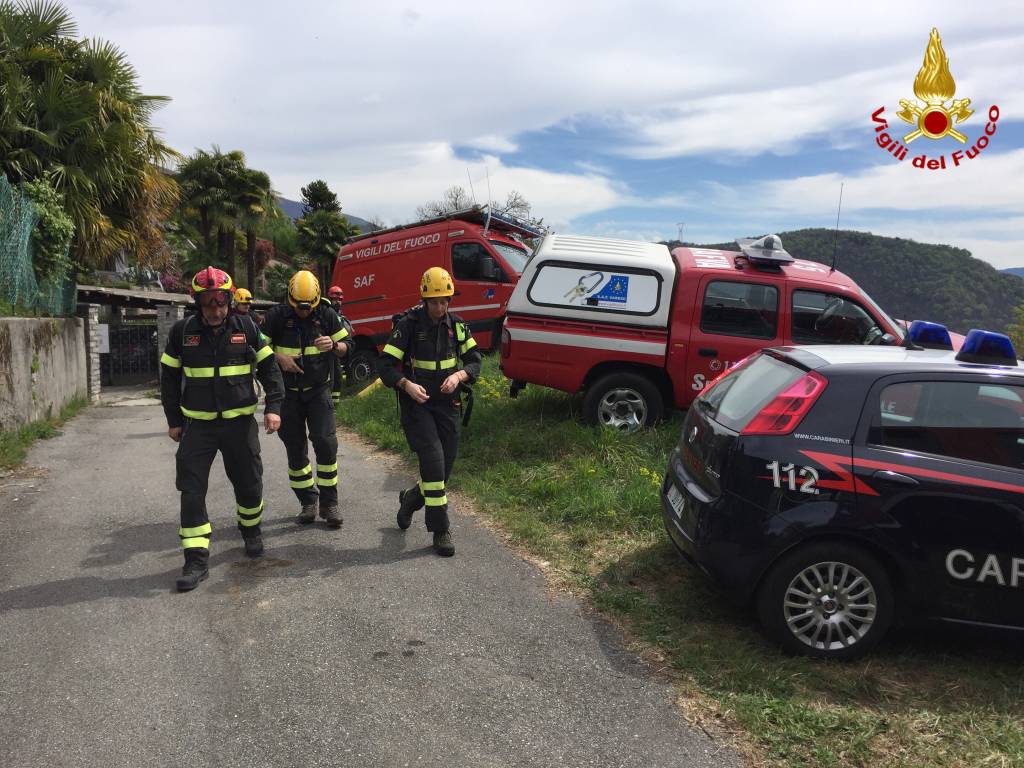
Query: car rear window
700,354,805,432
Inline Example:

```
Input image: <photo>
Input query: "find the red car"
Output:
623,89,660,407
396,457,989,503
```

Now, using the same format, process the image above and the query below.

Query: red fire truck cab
500,233,905,430
331,207,544,385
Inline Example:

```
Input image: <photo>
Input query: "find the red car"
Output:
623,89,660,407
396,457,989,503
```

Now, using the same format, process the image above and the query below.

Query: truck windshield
860,290,904,340
489,241,529,274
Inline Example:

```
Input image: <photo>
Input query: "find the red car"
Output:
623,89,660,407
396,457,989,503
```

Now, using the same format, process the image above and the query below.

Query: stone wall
0,317,88,432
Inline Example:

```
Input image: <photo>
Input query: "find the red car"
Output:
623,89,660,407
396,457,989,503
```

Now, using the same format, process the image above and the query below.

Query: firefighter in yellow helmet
233,288,253,316
261,270,354,526
376,267,481,556
159,267,284,591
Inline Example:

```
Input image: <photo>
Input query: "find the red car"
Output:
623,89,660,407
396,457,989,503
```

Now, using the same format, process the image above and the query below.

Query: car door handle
871,469,919,487
698,348,718,358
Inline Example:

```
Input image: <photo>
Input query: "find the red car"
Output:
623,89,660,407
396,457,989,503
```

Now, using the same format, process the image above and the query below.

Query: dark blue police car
661,325,1024,659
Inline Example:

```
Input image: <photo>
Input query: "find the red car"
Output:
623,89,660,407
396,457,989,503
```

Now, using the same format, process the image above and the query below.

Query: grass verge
339,357,1024,768
0,396,88,469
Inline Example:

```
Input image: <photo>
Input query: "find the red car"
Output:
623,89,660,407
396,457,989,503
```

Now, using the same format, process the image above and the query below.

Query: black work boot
241,528,264,558
432,530,455,557
320,504,343,529
176,550,210,592
397,486,420,531
296,502,317,525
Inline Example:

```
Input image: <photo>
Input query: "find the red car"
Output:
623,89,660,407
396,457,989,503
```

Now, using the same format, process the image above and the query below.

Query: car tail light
501,327,511,358
741,371,827,435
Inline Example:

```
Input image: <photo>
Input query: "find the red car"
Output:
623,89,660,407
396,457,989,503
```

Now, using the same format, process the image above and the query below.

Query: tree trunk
200,207,213,256
246,229,257,293
226,227,237,281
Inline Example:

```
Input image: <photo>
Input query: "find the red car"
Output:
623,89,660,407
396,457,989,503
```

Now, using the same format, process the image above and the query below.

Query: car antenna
830,182,843,273
466,168,477,205
483,166,493,236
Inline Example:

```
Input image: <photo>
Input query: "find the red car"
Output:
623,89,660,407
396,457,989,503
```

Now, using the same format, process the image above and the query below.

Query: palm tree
0,0,179,269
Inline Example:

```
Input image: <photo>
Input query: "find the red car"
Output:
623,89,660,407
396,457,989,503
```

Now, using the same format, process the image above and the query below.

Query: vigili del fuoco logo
871,28,1000,170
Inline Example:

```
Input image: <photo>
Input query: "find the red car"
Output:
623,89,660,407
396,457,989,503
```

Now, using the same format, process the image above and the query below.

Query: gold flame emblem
897,28,973,143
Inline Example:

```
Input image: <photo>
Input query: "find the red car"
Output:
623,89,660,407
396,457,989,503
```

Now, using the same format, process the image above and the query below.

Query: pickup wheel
582,372,663,432
756,542,895,660
346,349,379,389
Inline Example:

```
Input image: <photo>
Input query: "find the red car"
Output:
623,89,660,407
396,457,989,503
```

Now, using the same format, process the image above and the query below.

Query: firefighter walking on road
262,270,354,527
377,267,481,557
160,267,285,592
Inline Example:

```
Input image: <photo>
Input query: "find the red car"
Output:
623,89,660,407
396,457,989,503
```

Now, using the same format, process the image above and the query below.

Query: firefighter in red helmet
160,266,285,591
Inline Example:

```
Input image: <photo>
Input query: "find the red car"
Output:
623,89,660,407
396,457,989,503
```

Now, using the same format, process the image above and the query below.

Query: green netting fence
0,175,77,316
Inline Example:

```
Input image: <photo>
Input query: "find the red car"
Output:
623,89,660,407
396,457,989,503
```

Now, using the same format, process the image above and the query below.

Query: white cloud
464,135,519,153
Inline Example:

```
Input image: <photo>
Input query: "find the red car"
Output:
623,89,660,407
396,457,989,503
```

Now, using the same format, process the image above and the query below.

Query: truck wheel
582,372,663,432
756,542,895,660
346,349,378,389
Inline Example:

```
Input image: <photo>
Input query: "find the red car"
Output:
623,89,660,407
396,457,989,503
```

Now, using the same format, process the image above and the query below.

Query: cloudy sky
72,1,1024,267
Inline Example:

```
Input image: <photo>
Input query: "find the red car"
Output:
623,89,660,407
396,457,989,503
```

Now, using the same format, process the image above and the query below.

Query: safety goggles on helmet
198,291,231,308
234,288,253,305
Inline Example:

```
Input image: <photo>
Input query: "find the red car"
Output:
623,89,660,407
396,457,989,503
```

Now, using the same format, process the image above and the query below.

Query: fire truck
331,206,544,385
500,233,906,431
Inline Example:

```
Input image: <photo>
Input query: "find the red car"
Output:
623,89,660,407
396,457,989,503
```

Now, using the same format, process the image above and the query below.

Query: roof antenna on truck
466,168,477,205
483,167,493,236
830,182,844,273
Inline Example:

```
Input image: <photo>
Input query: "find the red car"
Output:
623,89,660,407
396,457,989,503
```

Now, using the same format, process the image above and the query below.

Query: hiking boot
296,502,318,525
242,531,264,558
397,487,420,531
432,530,455,557
176,550,210,592
320,504,343,529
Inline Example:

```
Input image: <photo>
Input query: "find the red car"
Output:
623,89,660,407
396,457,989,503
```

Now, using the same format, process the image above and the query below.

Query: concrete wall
0,317,88,432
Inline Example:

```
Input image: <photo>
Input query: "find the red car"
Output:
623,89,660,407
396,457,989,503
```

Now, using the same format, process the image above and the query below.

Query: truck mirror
481,255,500,281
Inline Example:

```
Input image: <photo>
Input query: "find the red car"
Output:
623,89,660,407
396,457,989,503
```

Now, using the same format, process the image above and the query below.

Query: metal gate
101,323,158,385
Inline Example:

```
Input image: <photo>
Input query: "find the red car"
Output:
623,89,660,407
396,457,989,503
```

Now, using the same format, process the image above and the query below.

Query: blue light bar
908,320,953,350
955,329,1019,366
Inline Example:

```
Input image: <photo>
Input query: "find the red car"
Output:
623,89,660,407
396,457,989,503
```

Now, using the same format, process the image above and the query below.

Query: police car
661,323,1024,659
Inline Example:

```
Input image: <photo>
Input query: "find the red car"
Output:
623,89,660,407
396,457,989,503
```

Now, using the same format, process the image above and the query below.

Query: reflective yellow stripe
330,328,349,341
412,358,457,370
181,537,210,549
290,478,315,489
423,495,448,506
160,353,181,368
316,462,338,472
179,523,213,538
181,407,216,420
419,480,445,491
383,344,404,360
237,500,264,515
221,405,257,418
288,465,312,477
455,324,467,342
219,364,252,376
274,345,301,356
255,345,273,363
184,366,215,377
316,477,338,487
460,337,478,354
237,516,261,527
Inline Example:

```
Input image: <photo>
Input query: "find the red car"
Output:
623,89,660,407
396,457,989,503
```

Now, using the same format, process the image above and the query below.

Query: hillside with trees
678,229,1024,334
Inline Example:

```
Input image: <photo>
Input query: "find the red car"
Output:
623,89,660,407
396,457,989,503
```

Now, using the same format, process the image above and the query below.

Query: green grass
338,357,1024,768
0,396,88,469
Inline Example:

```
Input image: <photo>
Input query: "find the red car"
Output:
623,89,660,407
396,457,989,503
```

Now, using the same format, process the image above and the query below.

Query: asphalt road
0,397,740,768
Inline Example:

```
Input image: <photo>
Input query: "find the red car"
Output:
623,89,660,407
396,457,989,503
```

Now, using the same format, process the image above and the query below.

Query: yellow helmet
288,270,321,309
234,288,253,305
421,267,455,298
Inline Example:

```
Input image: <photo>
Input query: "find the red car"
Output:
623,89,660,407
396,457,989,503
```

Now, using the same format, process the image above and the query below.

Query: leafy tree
0,0,179,269
296,209,357,285
300,179,340,215
1006,304,1024,353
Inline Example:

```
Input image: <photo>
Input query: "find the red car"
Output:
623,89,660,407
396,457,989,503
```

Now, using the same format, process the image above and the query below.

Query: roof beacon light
736,234,795,269
955,329,1019,366
907,320,953,350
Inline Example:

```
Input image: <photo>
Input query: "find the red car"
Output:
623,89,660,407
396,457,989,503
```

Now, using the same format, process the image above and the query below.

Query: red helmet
191,266,234,298
327,286,343,300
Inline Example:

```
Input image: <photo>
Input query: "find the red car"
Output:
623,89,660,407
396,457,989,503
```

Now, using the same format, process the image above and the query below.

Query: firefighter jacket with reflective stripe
262,303,355,393
160,313,284,429
378,307,482,397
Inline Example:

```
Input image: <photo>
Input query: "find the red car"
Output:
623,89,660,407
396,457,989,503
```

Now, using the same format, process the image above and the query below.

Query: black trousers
175,416,264,553
399,393,460,532
278,387,339,506
331,357,344,405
